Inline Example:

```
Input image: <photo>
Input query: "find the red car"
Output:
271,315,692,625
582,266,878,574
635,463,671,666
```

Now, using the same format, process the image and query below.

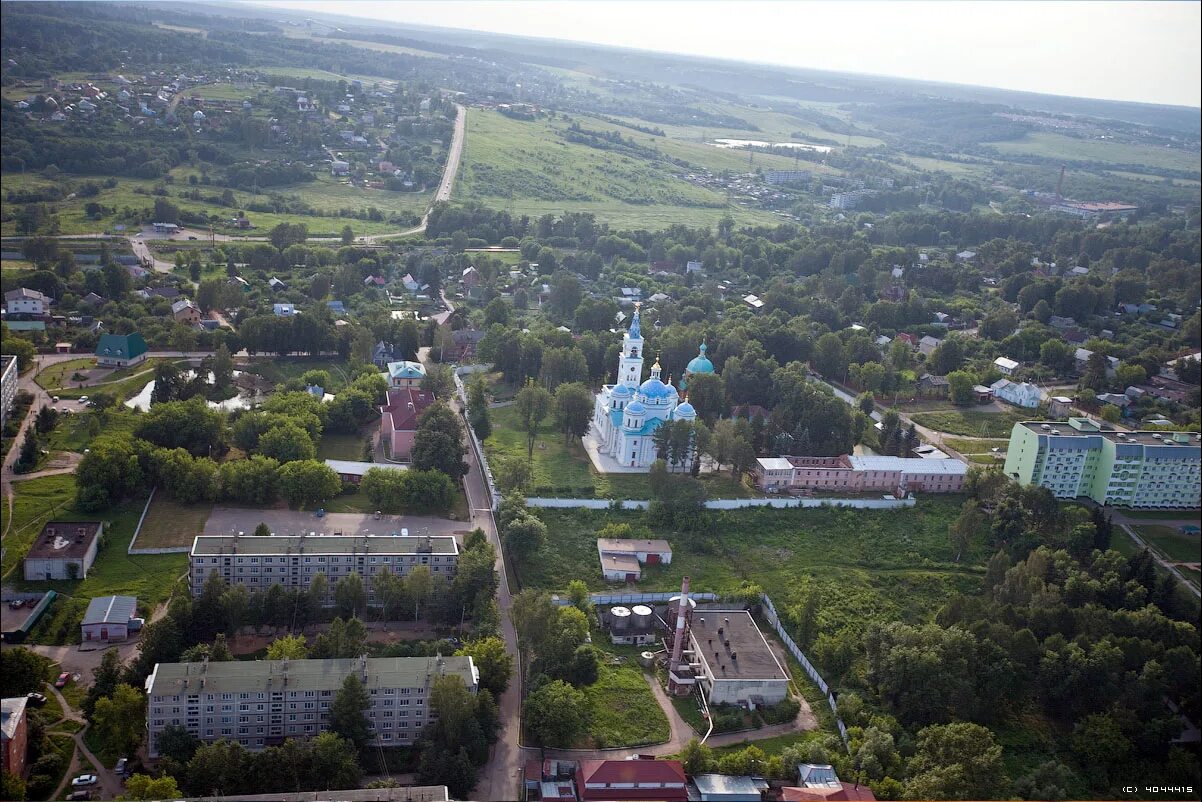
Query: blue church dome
612,383,632,398
686,343,714,375
674,402,696,418
625,400,646,415
639,378,676,400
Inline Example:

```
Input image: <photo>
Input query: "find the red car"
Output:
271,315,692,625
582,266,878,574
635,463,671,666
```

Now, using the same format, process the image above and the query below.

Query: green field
1133,525,1201,564
184,82,260,101
4,476,187,632
993,132,1200,174
48,408,138,453
135,494,213,550
455,109,779,230
911,409,1026,438
483,405,753,499
519,499,979,636
0,169,428,239
941,437,1009,454
578,662,670,748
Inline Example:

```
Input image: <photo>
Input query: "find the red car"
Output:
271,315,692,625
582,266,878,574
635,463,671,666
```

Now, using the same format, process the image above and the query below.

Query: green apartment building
1004,418,1201,509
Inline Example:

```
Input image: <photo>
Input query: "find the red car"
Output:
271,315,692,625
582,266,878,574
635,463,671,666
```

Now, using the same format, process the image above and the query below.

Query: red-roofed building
379,387,435,460
578,758,687,802
782,785,877,801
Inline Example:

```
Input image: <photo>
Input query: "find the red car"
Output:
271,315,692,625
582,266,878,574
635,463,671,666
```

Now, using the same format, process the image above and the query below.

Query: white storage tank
631,604,653,629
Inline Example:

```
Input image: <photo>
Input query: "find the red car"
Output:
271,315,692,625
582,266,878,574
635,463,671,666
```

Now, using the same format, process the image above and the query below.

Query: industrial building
600,603,659,646
81,595,141,643
1003,418,1201,509
189,533,458,602
23,521,104,581
753,454,966,494
663,578,791,708
145,654,478,756
596,538,672,582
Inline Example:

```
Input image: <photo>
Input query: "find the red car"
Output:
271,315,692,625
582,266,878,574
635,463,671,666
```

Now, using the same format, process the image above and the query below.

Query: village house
94,332,148,368
379,387,435,460
171,299,201,325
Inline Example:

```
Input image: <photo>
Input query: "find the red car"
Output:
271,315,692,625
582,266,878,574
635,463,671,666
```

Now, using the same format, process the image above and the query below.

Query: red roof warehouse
578,758,688,802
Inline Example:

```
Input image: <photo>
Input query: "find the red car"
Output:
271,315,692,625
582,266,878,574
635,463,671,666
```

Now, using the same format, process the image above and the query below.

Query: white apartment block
145,655,478,756
1,355,17,430
190,534,459,603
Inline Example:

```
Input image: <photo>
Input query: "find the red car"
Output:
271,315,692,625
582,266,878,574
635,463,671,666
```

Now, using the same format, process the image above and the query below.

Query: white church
591,305,715,470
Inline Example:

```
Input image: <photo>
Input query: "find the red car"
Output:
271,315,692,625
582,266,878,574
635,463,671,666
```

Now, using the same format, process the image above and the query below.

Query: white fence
127,487,191,555
557,590,721,606
525,496,915,511
454,366,501,511
761,593,850,750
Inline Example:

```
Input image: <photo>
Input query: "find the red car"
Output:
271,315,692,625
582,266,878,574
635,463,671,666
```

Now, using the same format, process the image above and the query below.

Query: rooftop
596,538,672,555
82,595,137,626
381,387,435,432
1018,420,1202,451
846,456,968,476
1,697,29,741
324,459,409,477
601,553,641,573
191,534,458,557
579,758,686,787
692,774,770,798
25,521,103,561
147,655,476,697
690,609,788,682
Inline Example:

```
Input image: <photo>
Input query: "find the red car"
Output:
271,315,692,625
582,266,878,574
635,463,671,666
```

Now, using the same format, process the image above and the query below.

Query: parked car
114,757,128,776
66,791,91,801
71,775,98,787
26,692,47,707
8,599,24,609
77,395,89,404
55,672,71,688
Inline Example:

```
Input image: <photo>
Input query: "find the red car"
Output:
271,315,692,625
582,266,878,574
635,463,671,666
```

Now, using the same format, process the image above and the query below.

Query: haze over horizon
250,0,1202,109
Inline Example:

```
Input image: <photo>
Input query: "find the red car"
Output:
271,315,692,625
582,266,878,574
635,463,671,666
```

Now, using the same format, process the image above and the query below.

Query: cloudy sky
253,1,1201,107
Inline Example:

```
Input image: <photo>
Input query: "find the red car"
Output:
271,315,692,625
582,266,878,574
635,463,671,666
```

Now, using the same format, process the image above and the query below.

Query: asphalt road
461,401,523,802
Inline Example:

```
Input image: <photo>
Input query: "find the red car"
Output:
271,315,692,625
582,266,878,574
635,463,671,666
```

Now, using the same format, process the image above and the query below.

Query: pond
124,370,264,412
711,138,832,153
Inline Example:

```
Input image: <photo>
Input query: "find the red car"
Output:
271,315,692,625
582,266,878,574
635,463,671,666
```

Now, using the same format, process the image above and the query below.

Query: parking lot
203,508,472,541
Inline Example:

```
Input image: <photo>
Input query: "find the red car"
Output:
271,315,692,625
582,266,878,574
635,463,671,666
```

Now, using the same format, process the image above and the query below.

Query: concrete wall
526,497,915,510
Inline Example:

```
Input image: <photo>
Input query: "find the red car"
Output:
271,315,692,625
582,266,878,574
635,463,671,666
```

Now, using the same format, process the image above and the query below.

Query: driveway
203,508,472,540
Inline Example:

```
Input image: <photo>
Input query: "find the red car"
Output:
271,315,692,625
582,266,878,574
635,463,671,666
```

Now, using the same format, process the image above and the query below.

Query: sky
251,1,1202,107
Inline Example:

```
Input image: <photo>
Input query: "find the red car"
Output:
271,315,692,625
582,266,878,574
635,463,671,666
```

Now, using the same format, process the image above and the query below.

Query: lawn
941,437,1009,454
48,408,139,453
134,494,213,550
5,476,187,643
50,358,187,403
911,409,1026,438
34,358,96,391
322,486,472,522
455,109,779,230
317,433,368,461
484,405,755,499
1134,525,1201,564
518,498,981,640
577,662,670,749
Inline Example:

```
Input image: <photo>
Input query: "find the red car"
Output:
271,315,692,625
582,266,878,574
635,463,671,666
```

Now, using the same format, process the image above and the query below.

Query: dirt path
1120,523,1201,599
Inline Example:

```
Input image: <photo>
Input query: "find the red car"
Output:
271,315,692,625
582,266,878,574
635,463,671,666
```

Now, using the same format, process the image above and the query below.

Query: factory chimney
668,575,691,675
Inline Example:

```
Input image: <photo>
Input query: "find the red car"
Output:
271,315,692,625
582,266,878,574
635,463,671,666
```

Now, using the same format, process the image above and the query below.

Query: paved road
461,400,523,802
